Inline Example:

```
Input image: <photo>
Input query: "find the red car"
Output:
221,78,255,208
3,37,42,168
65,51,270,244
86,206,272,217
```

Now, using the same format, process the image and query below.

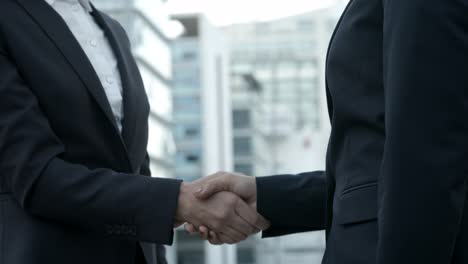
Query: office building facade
171,13,235,264
230,73,272,177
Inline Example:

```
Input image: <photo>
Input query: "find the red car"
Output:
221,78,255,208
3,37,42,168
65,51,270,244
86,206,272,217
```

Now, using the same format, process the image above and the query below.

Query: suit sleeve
140,153,169,262
378,0,468,262
256,171,327,237
141,153,152,177
0,51,181,245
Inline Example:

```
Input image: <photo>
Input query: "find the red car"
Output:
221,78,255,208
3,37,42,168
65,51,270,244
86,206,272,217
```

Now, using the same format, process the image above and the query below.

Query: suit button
114,225,122,235
122,226,130,235
71,3,80,11
106,75,115,84
89,39,98,47
106,225,114,235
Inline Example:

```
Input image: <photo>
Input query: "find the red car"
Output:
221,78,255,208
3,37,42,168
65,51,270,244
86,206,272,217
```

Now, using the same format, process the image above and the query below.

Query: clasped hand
174,172,270,245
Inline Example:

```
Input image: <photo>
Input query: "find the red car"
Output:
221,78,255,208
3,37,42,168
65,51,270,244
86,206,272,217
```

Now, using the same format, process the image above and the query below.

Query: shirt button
106,76,115,84
72,3,80,11
89,39,98,47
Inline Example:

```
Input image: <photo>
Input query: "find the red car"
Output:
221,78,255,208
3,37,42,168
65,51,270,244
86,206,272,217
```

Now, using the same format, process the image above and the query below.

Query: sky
166,0,337,26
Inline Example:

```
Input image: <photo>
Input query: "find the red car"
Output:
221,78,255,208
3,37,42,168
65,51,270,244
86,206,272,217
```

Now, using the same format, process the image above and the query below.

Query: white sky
166,0,337,26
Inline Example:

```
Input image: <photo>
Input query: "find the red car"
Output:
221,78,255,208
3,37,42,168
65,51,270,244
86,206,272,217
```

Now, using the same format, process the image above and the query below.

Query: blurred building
231,73,271,177
230,73,272,264
224,8,343,172
224,4,346,264
171,13,235,264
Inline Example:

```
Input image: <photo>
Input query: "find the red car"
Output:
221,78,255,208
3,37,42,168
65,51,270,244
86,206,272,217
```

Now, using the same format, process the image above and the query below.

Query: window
237,247,256,264
186,154,199,163
176,230,205,264
299,63,318,78
173,95,200,113
234,164,253,176
185,128,199,137
254,66,273,80
270,80,299,103
173,121,200,139
172,122,200,140
233,109,251,129
232,63,253,73
277,62,298,79
182,51,197,60
175,148,201,165
234,137,252,155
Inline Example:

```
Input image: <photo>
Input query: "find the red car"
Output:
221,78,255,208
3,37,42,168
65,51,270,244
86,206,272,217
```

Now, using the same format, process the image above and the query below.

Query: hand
194,171,258,207
175,180,269,244
184,171,270,244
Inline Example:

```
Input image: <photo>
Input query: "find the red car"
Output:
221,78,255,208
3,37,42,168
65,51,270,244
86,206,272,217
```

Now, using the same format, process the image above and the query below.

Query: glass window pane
234,137,252,155
234,164,253,176
233,110,251,129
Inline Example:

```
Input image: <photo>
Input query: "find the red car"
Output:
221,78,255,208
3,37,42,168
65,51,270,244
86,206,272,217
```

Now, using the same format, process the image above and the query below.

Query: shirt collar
45,0,93,13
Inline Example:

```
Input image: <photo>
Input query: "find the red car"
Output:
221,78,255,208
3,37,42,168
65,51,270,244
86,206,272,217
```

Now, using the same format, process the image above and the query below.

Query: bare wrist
175,182,191,223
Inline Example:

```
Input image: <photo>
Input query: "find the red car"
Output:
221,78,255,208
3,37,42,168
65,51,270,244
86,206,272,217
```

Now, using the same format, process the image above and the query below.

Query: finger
199,226,210,240
208,231,222,245
255,213,271,231
184,223,198,235
218,232,236,244
228,209,257,236
195,174,229,200
234,200,262,233
236,200,270,231
219,226,246,243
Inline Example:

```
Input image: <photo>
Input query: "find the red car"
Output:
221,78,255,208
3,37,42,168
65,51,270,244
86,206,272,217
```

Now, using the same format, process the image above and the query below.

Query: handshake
174,172,270,245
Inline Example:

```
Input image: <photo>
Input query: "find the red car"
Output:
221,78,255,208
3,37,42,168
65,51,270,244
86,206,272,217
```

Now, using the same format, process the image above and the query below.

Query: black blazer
257,0,468,263
0,0,181,263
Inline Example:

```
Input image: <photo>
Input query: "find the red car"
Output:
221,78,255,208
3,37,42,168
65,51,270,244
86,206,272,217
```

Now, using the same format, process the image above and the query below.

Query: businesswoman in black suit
0,0,182,263
189,0,468,263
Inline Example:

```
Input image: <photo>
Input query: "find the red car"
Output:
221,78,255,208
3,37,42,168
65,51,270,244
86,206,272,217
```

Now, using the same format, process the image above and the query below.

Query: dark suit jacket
0,0,181,263
257,0,468,263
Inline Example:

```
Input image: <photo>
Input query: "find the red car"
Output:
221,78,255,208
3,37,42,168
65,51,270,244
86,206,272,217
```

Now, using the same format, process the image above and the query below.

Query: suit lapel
15,0,121,134
325,0,355,121
91,10,138,153
15,0,137,171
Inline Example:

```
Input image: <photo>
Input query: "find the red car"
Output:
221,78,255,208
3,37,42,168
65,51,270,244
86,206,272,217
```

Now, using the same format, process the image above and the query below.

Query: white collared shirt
45,0,124,133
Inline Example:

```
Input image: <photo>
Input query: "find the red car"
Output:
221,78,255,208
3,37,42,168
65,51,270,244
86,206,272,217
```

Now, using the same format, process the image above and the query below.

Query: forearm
257,171,327,237
25,157,182,244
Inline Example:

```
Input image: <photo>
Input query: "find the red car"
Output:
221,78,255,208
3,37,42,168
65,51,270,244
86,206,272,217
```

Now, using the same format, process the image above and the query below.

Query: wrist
175,182,192,223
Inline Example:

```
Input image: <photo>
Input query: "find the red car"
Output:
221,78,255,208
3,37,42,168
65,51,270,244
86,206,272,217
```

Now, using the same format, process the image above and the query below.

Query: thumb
194,177,227,200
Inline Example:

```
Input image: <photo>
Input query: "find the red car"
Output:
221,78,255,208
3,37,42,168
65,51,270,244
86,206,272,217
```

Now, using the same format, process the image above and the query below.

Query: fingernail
195,187,203,194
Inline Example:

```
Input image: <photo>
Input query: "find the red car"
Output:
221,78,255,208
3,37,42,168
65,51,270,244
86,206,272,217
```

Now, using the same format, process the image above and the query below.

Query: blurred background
92,0,348,263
